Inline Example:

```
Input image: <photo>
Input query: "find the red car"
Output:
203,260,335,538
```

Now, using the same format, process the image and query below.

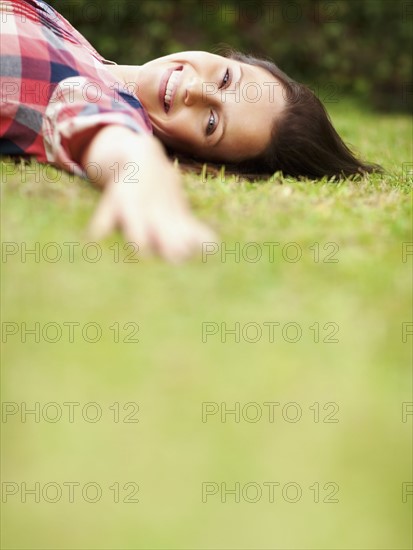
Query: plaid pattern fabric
0,0,152,175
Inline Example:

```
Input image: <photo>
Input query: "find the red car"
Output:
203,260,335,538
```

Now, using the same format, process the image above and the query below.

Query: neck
106,64,141,95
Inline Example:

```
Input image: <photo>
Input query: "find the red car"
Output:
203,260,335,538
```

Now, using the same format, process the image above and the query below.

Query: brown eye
206,111,216,136
220,68,231,89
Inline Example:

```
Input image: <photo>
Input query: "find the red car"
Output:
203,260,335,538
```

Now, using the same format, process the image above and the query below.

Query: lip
159,65,183,114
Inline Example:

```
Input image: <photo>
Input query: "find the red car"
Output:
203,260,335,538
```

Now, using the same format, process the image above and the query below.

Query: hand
89,165,215,262
83,128,215,261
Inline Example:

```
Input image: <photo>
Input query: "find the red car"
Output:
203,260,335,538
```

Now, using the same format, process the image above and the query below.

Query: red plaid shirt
0,0,152,176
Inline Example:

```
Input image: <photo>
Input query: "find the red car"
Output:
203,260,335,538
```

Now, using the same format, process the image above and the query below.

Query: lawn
1,99,412,549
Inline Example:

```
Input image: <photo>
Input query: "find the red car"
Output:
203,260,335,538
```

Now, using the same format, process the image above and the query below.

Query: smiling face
133,51,286,163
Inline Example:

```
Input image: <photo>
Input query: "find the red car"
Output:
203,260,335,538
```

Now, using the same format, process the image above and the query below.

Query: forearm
79,125,167,188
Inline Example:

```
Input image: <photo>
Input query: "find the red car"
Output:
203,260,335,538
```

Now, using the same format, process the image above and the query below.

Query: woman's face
134,51,286,163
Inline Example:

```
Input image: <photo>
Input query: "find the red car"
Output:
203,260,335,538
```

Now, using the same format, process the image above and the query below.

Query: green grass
1,100,412,550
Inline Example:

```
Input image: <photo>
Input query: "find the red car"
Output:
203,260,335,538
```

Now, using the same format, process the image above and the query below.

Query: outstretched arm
79,125,214,261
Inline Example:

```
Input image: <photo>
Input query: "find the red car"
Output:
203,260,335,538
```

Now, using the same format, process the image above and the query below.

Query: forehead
203,63,286,162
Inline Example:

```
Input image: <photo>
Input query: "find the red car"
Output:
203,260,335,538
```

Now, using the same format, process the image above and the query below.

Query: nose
183,76,204,107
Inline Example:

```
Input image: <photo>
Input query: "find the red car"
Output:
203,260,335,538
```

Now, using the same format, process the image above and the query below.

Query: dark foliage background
55,0,412,112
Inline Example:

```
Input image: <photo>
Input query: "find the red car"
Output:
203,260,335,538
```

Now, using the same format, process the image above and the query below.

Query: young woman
1,0,381,260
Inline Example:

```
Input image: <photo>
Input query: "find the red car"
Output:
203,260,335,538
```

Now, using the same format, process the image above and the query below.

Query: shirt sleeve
42,76,153,176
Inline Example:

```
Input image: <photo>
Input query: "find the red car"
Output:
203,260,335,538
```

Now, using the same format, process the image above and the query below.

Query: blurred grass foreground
1,87,412,550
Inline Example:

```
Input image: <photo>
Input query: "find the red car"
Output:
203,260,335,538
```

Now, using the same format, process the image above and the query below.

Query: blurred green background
57,0,413,112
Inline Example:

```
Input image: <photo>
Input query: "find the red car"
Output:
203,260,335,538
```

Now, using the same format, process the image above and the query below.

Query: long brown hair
228,51,383,179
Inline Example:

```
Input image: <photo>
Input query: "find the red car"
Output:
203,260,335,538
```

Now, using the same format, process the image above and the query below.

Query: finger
87,194,116,241
148,222,189,263
193,222,218,249
154,217,214,263
120,209,152,256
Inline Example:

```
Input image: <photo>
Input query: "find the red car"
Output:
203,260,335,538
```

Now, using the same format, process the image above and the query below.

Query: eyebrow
213,65,244,148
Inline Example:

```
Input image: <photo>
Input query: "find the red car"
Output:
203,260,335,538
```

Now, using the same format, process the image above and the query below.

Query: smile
160,66,183,113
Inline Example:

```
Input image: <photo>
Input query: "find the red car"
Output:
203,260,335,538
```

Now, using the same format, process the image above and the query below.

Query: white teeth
164,70,181,106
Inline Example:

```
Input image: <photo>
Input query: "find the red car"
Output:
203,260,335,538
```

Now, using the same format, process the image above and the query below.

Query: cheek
166,119,200,147
157,127,193,153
